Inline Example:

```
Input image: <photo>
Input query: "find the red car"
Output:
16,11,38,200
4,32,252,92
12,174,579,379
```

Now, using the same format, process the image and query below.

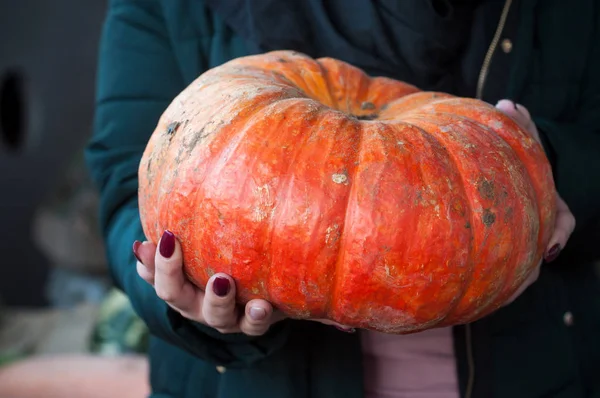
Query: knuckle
208,298,234,310
204,290,235,309
206,317,237,330
203,307,237,330
155,287,177,302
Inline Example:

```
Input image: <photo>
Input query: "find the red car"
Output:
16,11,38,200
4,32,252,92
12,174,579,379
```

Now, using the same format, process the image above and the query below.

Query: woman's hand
133,230,355,336
496,99,576,304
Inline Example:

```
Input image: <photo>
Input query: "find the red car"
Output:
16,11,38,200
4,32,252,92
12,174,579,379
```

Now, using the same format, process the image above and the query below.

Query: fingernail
249,307,267,321
132,240,143,263
213,276,230,297
335,326,356,333
544,244,561,262
159,230,176,258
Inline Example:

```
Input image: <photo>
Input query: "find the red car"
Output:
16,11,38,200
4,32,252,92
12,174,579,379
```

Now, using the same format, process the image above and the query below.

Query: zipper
466,2,513,397
475,0,514,100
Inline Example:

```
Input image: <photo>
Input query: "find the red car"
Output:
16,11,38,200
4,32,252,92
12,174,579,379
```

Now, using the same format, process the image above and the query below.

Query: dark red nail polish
132,240,143,263
213,277,230,297
159,230,176,258
544,244,561,262
335,326,356,333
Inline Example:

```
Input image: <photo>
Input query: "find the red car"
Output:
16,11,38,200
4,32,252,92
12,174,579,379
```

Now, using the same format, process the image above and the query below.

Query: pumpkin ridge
191,90,300,182
377,92,456,120
390,120,476,328
313,57,377,119
420,111,536,317
214,97,324,299
401,112,536,323
263,103,329,309
314,59,339,110
237,99,316,301
420,98,556,303
326,119,365,321
427,109,543,308
423,98,553,246
400,115,488,325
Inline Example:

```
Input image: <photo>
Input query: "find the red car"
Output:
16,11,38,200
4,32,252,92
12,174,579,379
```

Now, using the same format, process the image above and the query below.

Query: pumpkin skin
138,50,556,334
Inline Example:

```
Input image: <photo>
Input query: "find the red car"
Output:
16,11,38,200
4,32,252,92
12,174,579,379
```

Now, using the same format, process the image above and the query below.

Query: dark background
1,0,109,307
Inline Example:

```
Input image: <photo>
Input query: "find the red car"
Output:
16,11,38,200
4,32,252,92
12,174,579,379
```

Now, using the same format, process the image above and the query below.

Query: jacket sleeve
84,0,291,368
533,16,600,267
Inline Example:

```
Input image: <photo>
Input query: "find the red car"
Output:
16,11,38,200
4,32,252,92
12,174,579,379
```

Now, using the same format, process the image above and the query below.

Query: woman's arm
84,0,291,368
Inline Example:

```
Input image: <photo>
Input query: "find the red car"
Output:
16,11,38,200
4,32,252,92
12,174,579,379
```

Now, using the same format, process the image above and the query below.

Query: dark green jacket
85,0,600,397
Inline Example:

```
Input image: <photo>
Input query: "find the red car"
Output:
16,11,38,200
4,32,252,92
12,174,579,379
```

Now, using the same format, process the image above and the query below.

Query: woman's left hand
495,99,576,305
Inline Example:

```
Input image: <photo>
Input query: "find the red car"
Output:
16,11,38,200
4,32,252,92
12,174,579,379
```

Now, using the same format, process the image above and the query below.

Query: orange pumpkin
138,50,556,333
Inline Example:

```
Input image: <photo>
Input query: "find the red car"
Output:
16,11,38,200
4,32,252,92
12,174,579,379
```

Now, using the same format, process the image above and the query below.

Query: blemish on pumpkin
451,198,466,217
332,173,349,185
482,209,496,226
380,103,389,111
465,221,471,229
252,184,273,222
361,101,376,110
166,121,181,135
277,58,288,63
478,178,495,200
325,224,341,245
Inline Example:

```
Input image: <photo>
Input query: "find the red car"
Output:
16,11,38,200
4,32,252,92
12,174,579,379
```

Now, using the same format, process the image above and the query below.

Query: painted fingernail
213,276,230,297
249,307,267,321
159,230,176,258
544,244,561,262
335,326,356,333
132,240,143,263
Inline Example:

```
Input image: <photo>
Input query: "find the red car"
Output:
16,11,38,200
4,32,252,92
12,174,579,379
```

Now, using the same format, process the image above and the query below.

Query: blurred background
1,1,149,396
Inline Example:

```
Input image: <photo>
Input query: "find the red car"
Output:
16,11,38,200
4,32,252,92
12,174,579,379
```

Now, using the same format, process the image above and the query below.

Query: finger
134,241,157,285
201,273,240,332
545,195,576,262
238,299,279,336
495,100,539,140
133,240,156,266
495,99,530,125
136,261,155,285
153,230,200,314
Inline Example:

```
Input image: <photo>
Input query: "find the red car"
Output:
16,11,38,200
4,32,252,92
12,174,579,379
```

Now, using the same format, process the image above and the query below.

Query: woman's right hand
133,230,354,337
